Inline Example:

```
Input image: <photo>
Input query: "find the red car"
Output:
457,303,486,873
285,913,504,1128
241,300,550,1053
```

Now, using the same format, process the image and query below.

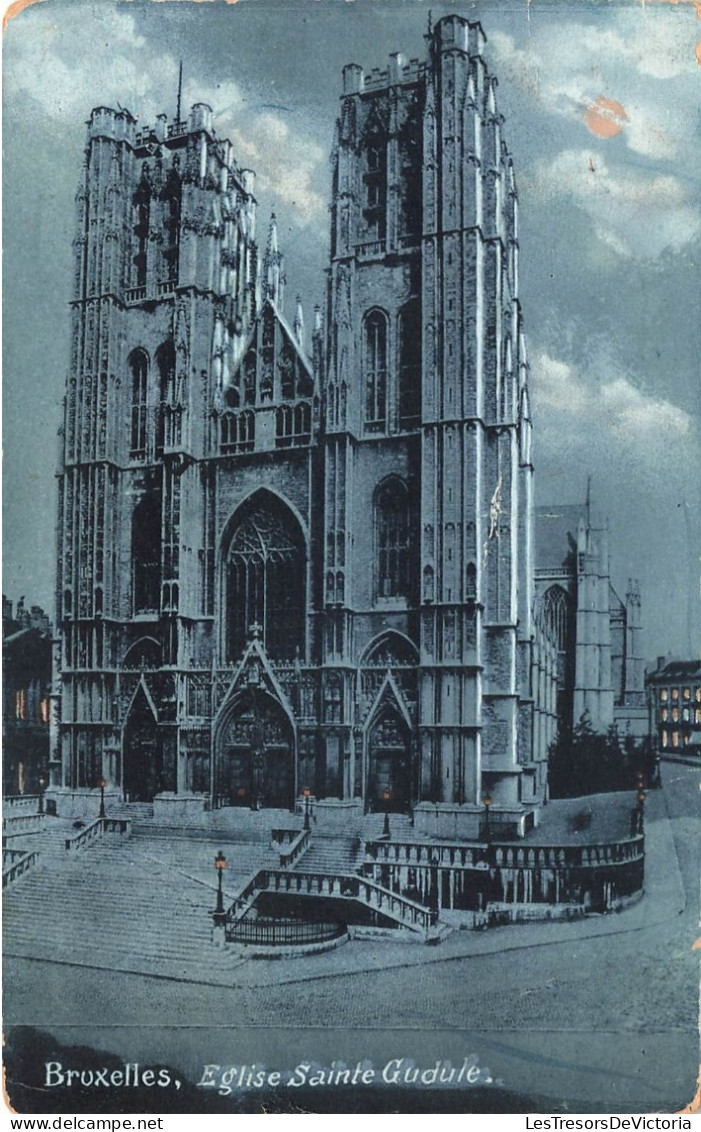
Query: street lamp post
483,793,492,843
37,776,46,816
212,849,228,947
302,787,312,832
99,778,108,820
382,790,391,839
636,788,646,835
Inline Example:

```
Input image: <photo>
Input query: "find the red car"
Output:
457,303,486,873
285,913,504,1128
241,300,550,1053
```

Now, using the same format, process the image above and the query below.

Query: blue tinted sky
3,0,700,657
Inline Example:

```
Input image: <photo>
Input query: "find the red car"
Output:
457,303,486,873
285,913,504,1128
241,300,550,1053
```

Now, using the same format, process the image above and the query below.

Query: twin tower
51,16,557,838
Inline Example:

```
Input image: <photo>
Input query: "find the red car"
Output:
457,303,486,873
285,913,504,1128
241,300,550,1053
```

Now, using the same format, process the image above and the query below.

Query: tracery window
398,300,421,428
275,402,311,448
132,175,150,287
162,166,181,284
129,350,148,458
376,478,409,599
542,586,572,652
364,311,387,431
225,493,305,662
221,410,255,454
155,341,175,455
363,134,386,240
132,494,161,615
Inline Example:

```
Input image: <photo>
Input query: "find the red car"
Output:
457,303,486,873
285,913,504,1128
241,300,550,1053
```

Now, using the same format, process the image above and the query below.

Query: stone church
535,499,646,741
49,15,559,839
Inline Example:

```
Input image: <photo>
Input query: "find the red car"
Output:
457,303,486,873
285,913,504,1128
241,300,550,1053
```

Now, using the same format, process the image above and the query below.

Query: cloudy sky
3,0,700,659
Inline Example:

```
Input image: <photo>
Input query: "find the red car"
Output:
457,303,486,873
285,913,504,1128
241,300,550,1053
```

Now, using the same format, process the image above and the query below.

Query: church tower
324,15,545,836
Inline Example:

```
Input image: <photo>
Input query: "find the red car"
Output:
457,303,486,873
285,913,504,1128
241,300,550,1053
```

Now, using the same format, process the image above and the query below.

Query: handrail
238,868,437,934
278,827,310,868
3,813,46,832
365,834,645,871
3,795,40,811
65,816,131,851
2,848,39,887
223,865,438,935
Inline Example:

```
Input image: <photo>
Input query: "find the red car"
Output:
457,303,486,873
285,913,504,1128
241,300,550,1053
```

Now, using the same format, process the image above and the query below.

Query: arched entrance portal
123,686,162,802
216,691,295,809
366,706,411,813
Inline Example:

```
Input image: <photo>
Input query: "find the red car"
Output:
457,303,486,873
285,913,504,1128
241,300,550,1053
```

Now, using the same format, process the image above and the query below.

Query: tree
547,715,647,798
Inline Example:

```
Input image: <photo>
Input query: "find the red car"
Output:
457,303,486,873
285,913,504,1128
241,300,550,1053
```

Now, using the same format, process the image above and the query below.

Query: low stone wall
45,787,121,820
151,793,207,825
413,802,528,841
313,798,364,831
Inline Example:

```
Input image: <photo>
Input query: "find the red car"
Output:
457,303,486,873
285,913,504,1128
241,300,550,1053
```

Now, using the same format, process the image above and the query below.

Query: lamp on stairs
382,790,391,840
212,849,228,948
99,778,108,820
302,787,312,832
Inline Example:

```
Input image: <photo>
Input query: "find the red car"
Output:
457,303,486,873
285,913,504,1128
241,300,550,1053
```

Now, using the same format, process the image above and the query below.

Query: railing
124,286,147,303
356,240,385,259
3,813,46,835
224,866,438,937
156,280,176,296
228,916,345,947
65,817,131,852
3,795,40,812
277,828,310,869
365,835,645,872
2,848,39,887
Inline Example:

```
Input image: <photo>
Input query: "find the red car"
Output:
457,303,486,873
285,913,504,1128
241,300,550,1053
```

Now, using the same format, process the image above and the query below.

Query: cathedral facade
49,16,556,839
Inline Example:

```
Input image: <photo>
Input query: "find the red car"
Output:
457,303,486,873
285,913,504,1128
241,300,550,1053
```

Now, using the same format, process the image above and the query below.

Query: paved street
4,762,699,1113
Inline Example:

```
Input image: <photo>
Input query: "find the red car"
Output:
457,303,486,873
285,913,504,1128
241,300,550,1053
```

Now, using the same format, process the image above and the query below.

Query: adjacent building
49,15,561,837
646,658,701,757
2,596,52,796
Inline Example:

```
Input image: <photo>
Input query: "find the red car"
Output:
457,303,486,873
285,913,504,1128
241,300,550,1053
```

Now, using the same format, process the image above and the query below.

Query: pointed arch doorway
123,685,162,802
216,690,295,810
366,705,412,814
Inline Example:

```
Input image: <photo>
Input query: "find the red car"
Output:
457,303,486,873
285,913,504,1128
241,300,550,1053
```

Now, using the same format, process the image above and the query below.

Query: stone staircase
2,828,282,981
359,812,416,842
293,834,365,874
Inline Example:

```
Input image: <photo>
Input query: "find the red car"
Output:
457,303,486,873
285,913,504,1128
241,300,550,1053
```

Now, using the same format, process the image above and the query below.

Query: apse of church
51,16,556,838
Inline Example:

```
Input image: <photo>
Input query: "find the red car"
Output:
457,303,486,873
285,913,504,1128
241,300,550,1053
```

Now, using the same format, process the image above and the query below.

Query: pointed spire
313,304,322,335
263,212,285,308
294,295,304,347
176,60,183,125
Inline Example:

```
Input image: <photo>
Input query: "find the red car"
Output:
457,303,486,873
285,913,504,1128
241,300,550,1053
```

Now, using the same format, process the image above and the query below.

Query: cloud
4,6,156,120
217,110,327,227
531,350,694,457
528,149,700,258
490,8,698,159
4,5,327,230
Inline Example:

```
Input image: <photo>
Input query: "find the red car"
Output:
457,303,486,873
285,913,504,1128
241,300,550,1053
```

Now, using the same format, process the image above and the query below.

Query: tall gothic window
155,341,175,455
364,311,387,431
398,299,421,428
162,166,181,284
363,131,386,241
376,478,410,599
132,174,150,288
129,350,148,458
132,493,161,614
542,585,571,652
225,493,306,662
